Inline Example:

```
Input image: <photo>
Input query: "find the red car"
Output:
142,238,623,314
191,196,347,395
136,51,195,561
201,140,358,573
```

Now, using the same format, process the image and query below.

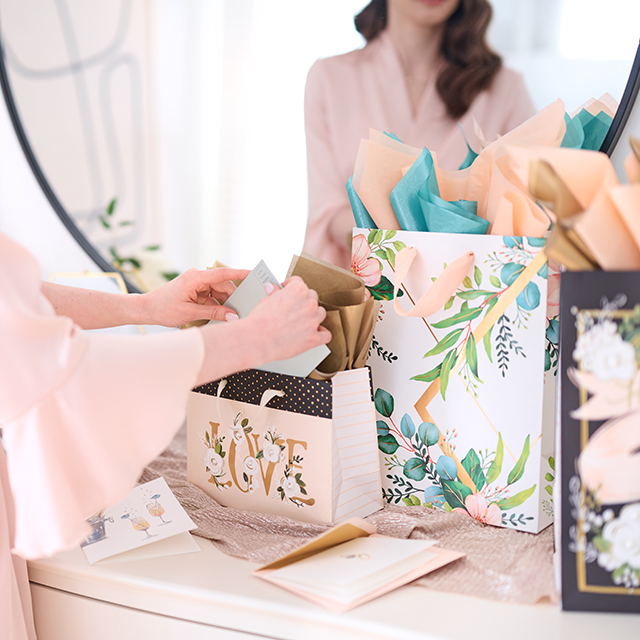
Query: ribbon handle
394,247,474,318
215,380,284,426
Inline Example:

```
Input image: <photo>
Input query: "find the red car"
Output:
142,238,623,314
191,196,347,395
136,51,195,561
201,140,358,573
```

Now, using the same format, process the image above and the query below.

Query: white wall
0,88,97,278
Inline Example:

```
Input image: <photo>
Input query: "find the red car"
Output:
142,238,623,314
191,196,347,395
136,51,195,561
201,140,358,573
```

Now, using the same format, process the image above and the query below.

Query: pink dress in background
303,31,537,269
0,232,204,639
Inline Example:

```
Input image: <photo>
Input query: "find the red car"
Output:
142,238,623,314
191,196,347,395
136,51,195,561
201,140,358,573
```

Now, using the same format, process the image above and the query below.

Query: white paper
80,477,198,564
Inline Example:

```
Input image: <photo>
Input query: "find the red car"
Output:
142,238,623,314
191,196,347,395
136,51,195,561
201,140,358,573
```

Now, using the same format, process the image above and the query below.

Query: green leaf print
461,449,486,491
431,306,483,329
495,485,536,510
411,363,442,383
440,480,473,510
374,388,394,417
465,333,478,379
485,433,504,485
403,457,427,481
378,434,400,454
456,290,495,300
423,328,464,358
439,348,458,399
507,435,531,485
368,275,401,301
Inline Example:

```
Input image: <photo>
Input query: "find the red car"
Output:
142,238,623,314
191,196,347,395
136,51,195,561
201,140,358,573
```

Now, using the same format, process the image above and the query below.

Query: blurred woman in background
303,0,535,269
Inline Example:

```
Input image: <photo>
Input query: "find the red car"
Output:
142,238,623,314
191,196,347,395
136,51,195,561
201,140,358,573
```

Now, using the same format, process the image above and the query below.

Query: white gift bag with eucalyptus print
354,228,558,533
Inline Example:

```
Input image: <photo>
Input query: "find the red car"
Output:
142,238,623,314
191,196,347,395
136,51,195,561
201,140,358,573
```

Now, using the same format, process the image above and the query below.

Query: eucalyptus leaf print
373,386,539,528
412,236,546,397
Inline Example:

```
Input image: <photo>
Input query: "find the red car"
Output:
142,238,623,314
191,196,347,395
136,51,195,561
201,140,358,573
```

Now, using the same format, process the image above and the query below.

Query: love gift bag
356,229,557,533
187,367,382,524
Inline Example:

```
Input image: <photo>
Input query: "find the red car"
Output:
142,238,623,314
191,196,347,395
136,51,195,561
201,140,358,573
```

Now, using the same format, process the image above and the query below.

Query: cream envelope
254,518,464,614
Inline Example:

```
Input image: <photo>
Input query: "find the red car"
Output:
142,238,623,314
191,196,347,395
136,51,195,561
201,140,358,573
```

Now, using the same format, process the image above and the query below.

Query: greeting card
80,477,199,564
254,518,464,613
220,260,330,377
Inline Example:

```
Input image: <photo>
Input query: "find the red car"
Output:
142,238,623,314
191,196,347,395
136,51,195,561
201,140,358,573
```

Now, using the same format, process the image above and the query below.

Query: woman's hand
140,267,250,327
194,276,331,385
245,276,331,362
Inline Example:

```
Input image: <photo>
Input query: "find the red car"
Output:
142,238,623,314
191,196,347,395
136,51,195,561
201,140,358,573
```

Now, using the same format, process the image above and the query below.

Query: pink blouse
302,31,536,269
0,232,204,639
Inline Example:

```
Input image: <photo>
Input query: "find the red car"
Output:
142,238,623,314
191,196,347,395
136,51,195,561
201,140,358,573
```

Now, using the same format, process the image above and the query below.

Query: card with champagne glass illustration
80,477,199,564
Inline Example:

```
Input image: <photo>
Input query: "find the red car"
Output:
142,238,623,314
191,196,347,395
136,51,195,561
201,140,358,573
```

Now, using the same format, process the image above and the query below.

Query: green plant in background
100,198,179,286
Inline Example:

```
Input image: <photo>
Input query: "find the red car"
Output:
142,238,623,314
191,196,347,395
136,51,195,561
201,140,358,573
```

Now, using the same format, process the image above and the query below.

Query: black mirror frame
0,32,141,293
600,40,640,157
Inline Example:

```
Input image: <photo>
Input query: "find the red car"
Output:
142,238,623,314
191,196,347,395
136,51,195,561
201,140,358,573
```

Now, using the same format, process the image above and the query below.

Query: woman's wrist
195,318,267,385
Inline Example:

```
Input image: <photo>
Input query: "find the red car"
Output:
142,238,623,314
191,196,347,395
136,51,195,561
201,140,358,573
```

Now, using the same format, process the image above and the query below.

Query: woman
303,0,536,269
0,231,330,639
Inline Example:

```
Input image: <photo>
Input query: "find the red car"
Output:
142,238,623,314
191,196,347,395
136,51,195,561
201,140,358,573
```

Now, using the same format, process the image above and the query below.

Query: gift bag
558,270,640,613
187,367,382,524
356,228,558,533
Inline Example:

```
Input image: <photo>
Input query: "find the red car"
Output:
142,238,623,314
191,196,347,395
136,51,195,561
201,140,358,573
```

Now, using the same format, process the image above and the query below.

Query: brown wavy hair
354,0,502,119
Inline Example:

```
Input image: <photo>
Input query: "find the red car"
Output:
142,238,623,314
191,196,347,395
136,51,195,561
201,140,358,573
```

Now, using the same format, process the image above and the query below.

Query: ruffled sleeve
0,233,204,559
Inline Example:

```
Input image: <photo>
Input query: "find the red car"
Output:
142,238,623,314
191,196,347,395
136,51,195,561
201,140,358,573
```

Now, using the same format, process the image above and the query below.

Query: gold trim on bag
413,250,548,492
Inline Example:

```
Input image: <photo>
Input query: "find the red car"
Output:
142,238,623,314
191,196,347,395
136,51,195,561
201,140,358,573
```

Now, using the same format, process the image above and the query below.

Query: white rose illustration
573,321,636,381
264,443,281,463
204,449,224,475
229,427,244,444
282,477,298,499
244,456,259,476
597,503,640,571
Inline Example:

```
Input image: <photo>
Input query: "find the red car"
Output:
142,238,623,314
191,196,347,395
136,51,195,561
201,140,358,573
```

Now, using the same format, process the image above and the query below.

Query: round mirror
1,0,639,284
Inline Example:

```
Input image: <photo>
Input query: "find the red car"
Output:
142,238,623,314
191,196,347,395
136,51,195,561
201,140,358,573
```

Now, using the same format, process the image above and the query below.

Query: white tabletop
27,535,639,640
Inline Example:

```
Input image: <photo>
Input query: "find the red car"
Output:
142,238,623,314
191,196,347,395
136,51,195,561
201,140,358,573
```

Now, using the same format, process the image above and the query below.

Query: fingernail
264,283,275,294
225,313,239,322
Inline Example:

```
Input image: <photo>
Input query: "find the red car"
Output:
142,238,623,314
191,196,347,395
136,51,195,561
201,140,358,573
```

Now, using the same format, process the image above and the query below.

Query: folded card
254,518,464,613
80,477,199,564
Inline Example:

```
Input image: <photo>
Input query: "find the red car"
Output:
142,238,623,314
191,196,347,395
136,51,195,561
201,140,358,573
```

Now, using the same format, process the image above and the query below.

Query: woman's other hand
140,267,250,327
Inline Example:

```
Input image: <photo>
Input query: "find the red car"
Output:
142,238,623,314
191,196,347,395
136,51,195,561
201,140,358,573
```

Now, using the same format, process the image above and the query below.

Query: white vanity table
28,535,639,640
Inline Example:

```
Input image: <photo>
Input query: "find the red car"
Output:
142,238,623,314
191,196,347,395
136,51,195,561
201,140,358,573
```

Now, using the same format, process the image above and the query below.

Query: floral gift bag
187,367,382,524
559,270,640,613
354,228,558,533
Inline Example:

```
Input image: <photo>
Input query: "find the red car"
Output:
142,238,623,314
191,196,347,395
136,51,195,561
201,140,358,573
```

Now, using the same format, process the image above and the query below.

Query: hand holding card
219,260,331,378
